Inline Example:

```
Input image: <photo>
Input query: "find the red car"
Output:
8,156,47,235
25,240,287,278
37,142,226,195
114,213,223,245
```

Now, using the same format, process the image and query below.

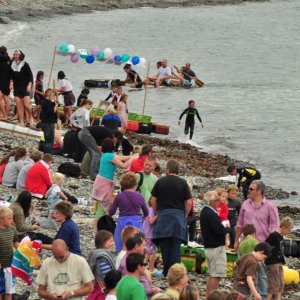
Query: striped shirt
0,226,18,268
236,197,279,242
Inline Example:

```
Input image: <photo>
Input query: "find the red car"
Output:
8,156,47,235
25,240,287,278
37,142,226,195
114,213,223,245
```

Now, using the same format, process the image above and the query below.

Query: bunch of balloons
57,44,147,67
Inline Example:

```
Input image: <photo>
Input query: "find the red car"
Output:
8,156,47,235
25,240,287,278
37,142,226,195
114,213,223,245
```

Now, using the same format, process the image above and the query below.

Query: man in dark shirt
227,165,261,199
178,100,203,140
200,191,229,298
151,160,192,276
78,126,123,180
123,64,143,88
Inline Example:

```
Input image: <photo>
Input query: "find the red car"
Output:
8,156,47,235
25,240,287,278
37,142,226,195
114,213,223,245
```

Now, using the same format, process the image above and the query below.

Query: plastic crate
180,245,205,259
135,114,152,124
128,112,138,121
91,108,105,117
181,255,197,272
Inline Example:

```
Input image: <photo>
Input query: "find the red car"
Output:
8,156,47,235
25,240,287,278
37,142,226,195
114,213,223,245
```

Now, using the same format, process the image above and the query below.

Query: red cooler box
127,121,139,132
152,123,170,135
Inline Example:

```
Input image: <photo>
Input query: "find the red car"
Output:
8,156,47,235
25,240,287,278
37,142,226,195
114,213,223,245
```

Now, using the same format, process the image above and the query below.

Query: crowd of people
0,46,292,300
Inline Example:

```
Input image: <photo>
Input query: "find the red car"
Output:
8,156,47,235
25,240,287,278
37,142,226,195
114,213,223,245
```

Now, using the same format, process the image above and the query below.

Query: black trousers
184,122,195,139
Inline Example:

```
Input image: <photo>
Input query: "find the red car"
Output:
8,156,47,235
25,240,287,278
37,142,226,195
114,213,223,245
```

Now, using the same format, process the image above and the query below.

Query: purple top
109,191,149,217
236,197,279,242
143,207,155,239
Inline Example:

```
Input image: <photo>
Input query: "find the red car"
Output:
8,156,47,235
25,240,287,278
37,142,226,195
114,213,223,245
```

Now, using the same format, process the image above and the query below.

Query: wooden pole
142,62,150,115
48,46,57,88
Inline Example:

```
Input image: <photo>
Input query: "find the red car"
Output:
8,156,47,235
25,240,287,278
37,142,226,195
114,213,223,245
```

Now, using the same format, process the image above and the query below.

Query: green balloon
59,44,69,53
80,53,88,59
97,51,105,59
121,53,130,63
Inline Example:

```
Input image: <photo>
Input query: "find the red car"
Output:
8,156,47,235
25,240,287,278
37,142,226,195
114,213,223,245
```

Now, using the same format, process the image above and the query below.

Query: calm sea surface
1,0,299,201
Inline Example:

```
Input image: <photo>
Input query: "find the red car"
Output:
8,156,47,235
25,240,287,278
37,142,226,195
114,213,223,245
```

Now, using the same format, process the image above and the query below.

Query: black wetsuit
228,198,241,248
179,107,202,139
237,167,261,199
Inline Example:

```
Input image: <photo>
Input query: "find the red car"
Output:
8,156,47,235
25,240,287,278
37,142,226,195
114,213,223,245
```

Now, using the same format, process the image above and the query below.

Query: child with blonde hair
45,172,68,218
0,207,19,300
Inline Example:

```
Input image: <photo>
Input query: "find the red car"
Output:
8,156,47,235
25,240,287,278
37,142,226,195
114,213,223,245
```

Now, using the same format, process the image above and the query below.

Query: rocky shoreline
1,130,300,299
0,0,269,23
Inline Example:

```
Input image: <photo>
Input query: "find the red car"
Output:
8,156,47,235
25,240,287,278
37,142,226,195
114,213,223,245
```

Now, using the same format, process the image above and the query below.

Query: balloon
131,56,140,65
108,54,115,61
68,44,76,53
103,48,112,59
139,57,147,67
78,49,88,59
96,51,105,60
59,44,69,53
70,53,79,63
85,55,95,64
114,55,122,62
121,53,130,63
91,45,100,56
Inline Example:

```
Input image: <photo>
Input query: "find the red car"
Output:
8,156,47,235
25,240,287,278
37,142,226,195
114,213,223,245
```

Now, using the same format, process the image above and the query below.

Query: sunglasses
248,188,257,191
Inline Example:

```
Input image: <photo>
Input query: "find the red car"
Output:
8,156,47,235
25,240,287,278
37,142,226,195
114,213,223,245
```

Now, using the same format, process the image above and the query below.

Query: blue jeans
257,262,268,300
158,237,182,276
41,123,55,154
78,128,101,180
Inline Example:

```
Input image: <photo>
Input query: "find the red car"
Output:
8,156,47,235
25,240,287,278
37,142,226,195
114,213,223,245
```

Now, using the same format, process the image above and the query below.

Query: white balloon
77,49,88,56
103,48,113,59
68,44,76,53
139,57,147,67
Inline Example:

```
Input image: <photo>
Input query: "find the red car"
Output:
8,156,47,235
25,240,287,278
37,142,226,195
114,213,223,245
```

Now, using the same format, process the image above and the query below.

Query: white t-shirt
157,66,172,78
116,250,126,269
58,78,73,92
105,295,117,300
36,253,94,300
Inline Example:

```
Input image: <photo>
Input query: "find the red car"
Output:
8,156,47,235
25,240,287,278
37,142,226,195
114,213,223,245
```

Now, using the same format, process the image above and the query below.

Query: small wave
1,23,28,44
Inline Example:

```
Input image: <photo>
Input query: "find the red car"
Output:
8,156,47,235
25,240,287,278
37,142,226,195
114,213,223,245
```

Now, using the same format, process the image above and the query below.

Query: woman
9,191,53,244
109,172,148,252
40,88,58,154
11,50,34,128
33,70,45,123
56,71,75,126
0,149,16,184
0,46,11,120
92,138,137,220
166,264,188,300
53,201,82,256
117,93,128,133
2,147,27,187
69,99,93,130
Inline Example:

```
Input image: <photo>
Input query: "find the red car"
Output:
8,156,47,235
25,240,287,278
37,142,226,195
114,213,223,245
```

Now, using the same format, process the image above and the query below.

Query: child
69,99,93,130
77,88,90,107
117,93,128,133
0,150,17,184
227,184,241,248
104,270,122,300
45,172,68,218
216,188,230,248
143,198,162,277
115,226,139,269
178,100,203,140
265,217,294,300
238,224,259,257
33,70,45,123
234,242,272,299
0,208,19,300
88,230,116,300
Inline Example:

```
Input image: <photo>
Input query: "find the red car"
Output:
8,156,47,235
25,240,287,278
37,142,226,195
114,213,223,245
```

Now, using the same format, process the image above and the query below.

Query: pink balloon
91,45,100,56
108,54,115,61
70,53,79,63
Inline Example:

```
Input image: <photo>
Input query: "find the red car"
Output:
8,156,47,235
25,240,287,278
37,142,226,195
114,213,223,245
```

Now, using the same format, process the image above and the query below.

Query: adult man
116,253,147,300
151,160,192,276
234,180,279,300
25,153,53,199
37,239,94,300
171,63,197,87
130,144,152,173
200,191,228,299
78,126,123,180
227,165,261,199
135,156,157,205
155,59,172,87
123,64,143,88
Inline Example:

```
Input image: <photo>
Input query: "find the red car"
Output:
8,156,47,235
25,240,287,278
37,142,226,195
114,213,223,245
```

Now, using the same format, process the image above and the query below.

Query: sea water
0,0,299,199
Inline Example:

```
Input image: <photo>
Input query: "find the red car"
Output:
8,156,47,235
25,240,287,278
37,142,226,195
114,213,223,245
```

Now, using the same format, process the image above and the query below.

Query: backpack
136,172,144,193
57,162,81,178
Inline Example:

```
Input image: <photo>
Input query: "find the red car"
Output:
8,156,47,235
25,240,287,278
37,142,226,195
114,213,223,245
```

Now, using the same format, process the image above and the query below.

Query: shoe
14,291,30,300
151,269,163,277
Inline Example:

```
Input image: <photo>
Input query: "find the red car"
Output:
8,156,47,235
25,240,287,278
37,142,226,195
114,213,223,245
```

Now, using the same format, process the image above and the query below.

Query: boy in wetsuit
178,100,203,140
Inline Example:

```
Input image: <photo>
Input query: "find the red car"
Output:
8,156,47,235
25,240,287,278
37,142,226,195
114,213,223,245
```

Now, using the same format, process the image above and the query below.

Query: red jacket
0,162,8,184
25,161,52,197
129,155,147,173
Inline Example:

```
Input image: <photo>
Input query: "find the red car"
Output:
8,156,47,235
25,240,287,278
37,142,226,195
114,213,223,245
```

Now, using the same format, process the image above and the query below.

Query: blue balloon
85,55,95,64
132,56,140,65
114,55,122,62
